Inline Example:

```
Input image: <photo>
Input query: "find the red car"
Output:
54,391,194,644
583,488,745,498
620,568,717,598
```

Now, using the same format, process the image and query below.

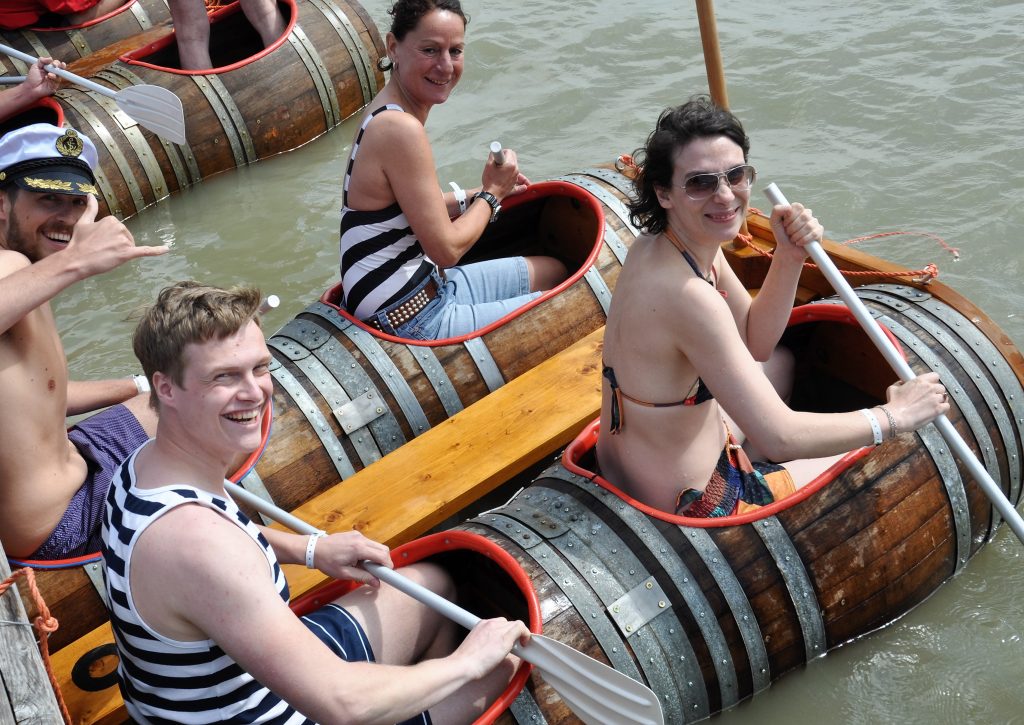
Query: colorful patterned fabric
675,435,795,517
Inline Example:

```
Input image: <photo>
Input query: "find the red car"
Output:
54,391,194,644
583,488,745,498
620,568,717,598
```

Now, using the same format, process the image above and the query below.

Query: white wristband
132,374,150,394
449,181,467,216
305,531,326,569
859,408,883,446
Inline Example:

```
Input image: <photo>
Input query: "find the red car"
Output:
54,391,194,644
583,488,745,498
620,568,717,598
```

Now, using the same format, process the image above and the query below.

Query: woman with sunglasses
597,96,948,517
338,0,567,340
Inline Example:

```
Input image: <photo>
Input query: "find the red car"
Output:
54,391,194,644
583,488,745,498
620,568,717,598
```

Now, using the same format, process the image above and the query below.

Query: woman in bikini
597,97,949,517
338,0,567,340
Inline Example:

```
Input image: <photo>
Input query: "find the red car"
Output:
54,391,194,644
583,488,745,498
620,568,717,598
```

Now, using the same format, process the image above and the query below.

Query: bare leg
524,255,568,292
339,561,520,725
64,0,126,24
239,0,287,48
168,0,213,70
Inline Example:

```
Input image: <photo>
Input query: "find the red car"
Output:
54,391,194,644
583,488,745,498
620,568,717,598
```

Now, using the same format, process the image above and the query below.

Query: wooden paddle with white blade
764,182,1024,546
223,480,665,725
0,44,186,145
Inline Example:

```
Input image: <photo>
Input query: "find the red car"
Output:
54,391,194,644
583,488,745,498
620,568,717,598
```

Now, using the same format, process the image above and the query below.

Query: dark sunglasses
680,164,756,200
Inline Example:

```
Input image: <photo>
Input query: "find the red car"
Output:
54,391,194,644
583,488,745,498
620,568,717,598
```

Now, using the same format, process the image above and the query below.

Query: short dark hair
388,0,468,39
628,96,750,234
133,281,263,407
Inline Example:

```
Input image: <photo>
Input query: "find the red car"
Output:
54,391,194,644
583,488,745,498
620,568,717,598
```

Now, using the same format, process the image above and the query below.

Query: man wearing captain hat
0,123,168,561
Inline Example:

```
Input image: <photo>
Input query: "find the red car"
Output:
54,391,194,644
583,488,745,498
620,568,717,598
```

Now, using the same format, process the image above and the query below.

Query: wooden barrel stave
454,289,1024,721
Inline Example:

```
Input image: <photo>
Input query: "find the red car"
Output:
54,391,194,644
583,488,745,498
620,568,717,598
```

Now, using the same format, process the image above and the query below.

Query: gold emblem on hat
55,129,84,159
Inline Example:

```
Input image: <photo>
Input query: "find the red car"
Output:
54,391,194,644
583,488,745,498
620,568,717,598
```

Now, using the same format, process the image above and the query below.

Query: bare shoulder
135,502,266,585
0,247,31,277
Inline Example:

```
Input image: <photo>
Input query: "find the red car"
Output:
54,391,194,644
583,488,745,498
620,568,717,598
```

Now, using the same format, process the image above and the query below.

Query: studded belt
365,279,439,331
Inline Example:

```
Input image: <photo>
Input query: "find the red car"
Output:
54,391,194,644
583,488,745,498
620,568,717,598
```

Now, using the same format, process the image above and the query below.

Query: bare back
0,252,86,556
596,232,778,512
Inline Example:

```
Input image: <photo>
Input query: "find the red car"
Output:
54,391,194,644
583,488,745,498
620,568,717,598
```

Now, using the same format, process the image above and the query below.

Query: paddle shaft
489,141,505,166
764,183,1024,545
0,44,117,99
224,481,482,630
0,76,26,85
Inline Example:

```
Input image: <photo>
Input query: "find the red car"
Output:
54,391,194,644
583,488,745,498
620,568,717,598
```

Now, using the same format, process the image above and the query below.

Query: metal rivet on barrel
699,611,705,618
625,625,633,632
659,601,666,608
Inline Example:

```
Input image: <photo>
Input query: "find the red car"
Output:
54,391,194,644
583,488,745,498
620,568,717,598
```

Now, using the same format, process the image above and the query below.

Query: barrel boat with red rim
0,0,385,218
452,261,1024,721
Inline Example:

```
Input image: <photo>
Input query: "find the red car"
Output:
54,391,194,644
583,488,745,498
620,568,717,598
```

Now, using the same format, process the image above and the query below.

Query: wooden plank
0,545,64,724
53,326,605,724
278,326,605,596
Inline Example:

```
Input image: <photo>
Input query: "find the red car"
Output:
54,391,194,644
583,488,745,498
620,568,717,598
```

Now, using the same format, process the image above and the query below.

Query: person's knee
405,561,457,601
526,255,568,292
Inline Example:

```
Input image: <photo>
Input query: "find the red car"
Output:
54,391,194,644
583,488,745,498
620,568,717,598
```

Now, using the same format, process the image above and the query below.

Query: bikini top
603,364,714,434
603,229,725,434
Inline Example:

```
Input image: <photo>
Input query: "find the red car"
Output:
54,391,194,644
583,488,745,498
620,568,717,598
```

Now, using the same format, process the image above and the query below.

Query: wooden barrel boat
19,166,1024,723
0,0,384,218
0,0,173,63
450,284,1024,718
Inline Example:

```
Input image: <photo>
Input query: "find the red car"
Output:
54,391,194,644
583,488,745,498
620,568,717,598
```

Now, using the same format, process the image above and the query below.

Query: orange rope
0,567,71,725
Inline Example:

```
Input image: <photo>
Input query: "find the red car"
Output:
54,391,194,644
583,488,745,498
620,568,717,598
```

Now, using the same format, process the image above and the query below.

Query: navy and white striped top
339,103,435,320
101,444,311,724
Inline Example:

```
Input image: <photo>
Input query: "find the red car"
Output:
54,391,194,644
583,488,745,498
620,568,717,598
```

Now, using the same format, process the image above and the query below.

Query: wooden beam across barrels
0,0,386,219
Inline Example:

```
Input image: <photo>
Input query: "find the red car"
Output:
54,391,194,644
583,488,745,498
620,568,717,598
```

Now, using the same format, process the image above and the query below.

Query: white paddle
0,44,186,145
223,480,665,725
764,183,1024,545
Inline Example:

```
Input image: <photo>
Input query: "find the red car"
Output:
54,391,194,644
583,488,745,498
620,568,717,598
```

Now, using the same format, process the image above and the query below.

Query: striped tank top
339,103,435,320
101,445,310,724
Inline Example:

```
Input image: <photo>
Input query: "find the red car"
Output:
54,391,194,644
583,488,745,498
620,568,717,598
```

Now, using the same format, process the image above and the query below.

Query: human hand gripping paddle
0,43,186,145
223,480,665,725
764,183,1024,546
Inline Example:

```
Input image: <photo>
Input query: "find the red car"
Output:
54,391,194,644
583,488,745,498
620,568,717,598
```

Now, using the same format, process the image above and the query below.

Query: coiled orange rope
0,567,71,724
615,153,952,284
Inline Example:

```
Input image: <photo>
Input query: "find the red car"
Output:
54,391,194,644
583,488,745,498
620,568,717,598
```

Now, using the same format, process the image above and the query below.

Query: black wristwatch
473,191,501,223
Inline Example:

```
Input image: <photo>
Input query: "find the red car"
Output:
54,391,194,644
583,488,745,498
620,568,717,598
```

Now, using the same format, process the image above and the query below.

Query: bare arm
0,194,167,336
66,379,139,415
0,58,61,118
677,283,948,461
719,203,819,361
352,112,524,267
133,506,527,724
258,525,393,587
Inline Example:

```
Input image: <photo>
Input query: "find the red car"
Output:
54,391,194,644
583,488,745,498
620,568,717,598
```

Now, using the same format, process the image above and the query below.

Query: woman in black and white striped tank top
338,0,567,339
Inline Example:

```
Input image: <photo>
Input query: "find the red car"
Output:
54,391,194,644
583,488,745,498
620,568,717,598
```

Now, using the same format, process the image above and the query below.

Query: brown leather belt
364,279,439,331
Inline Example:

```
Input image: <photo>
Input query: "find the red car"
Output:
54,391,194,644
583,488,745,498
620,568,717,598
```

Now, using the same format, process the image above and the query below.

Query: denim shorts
383,257,540,340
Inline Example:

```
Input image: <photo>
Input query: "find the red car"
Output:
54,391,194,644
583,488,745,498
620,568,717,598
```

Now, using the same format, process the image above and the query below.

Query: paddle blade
515,634,664,725
114,85,187,145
